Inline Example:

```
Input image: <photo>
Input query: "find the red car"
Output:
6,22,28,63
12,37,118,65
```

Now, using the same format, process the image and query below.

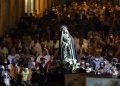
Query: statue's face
62,26,70,41
63,29,69,37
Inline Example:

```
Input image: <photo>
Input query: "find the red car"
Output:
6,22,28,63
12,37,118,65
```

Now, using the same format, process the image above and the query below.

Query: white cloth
7,55,13,64
44,54,50,64
36,55,43,63
36,54,50,65
7,54,19,64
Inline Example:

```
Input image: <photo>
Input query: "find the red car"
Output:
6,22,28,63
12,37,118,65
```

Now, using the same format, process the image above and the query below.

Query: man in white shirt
36,49,50,68
36,52,43,64
7,49,19,64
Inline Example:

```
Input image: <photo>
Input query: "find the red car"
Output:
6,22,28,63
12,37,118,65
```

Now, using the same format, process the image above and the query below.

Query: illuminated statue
60,25,79,72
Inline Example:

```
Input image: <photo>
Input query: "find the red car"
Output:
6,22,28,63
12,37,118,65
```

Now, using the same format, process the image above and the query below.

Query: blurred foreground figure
1,59,10,86
61,25,80,72
2,70,10,86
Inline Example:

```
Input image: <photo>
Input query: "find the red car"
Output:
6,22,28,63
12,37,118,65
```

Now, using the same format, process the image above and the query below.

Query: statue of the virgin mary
60,25,80,72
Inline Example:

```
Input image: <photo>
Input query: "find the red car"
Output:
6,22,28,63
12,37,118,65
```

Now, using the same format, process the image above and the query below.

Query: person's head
80,59,85,67
111,58,118,64
11,48,16,55
85,62,90,67
61,25,70,42
109,34,114,39
23,67,28,72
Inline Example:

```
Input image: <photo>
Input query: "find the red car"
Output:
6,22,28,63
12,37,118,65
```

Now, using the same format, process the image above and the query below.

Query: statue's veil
60,25,79,69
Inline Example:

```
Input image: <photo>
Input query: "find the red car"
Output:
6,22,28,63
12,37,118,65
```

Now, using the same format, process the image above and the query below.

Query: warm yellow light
36,0,39,14
31,0,34,13
40,0,44,16
24,0,52,16
25,0,28,13
45,0,47,10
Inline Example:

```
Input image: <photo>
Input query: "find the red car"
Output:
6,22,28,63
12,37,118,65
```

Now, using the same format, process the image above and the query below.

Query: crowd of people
0,1,120,86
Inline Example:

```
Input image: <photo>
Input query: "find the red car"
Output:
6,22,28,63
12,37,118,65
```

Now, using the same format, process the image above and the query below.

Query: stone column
15,0,19,26
0,0,9,35
40,0,44,16
31,0,34,14
0,0,1,36
33,0,35,12
0,0,25,36
35,0,40,15
27,0,31,14
16,0,24,24
44,0,47,10
25,0,28,13
9,0,17,27
48,0,52,10
18,0,24,19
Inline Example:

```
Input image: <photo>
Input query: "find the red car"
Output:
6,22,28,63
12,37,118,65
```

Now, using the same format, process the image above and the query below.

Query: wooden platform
47,73,112,86
64,73,112,86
